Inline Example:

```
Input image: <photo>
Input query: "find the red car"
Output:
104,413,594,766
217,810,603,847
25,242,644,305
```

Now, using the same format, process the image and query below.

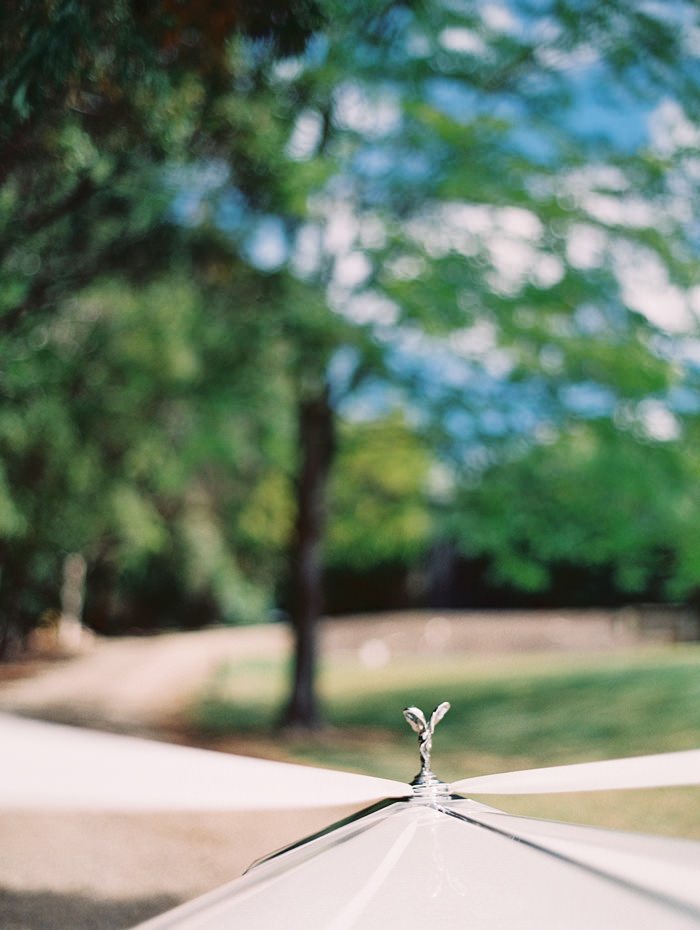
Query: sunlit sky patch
637,399,682,442
649,99,700,155
339,291,399,327
566,225,607,270
291,223,323,279
438,26,488,56
481,2,519,34
332,82,402,137
244,216,288,271
333,251,373,289
560,382,616,418
613,243,696,334
286,109,324,161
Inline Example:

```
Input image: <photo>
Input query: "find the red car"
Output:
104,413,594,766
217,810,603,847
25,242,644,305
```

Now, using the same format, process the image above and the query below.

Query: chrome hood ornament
403,701,451,796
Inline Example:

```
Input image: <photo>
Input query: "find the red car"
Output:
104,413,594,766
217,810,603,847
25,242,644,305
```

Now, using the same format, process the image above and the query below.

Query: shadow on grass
333,660,700,762
0,888,181,930
192,654,700,766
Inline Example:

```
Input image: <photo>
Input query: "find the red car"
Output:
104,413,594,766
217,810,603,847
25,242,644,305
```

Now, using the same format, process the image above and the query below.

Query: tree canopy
2,0,700,721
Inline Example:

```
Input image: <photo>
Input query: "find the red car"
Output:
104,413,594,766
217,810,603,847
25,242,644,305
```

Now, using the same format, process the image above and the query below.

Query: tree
0,270,297,652
0,0,320,336
443,419,698,599
0,1,314,652
268,0,700,722
327,412,432,571
3,0,700,733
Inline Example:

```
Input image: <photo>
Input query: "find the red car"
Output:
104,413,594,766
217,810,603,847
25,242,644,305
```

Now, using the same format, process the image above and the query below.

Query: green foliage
0,2,312,641
444,421,699,597
326,413,432,568
0,274,295,633
0,1,321,129
3,0,700,654
328,653,700,764
194,645,700,834
193,645,700,768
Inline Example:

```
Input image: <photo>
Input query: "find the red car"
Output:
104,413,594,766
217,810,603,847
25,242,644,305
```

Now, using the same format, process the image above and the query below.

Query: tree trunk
282,385,335,728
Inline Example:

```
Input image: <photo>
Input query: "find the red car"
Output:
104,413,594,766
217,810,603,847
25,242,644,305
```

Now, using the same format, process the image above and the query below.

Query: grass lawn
188,644,700,838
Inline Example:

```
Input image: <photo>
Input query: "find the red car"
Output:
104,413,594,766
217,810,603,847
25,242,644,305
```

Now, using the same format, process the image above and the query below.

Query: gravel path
0,805,355,930
0,624,312,930
0,624,289,734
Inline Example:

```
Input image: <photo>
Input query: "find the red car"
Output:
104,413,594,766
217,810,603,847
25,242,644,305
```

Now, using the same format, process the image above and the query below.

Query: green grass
188,645,700,838
193,646,700,766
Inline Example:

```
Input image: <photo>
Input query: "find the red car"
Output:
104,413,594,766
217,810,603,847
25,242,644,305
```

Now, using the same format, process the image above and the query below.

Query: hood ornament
403,701,451,796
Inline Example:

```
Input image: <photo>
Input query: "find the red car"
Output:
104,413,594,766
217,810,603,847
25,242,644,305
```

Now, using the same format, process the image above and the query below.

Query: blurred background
2,0,700,926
